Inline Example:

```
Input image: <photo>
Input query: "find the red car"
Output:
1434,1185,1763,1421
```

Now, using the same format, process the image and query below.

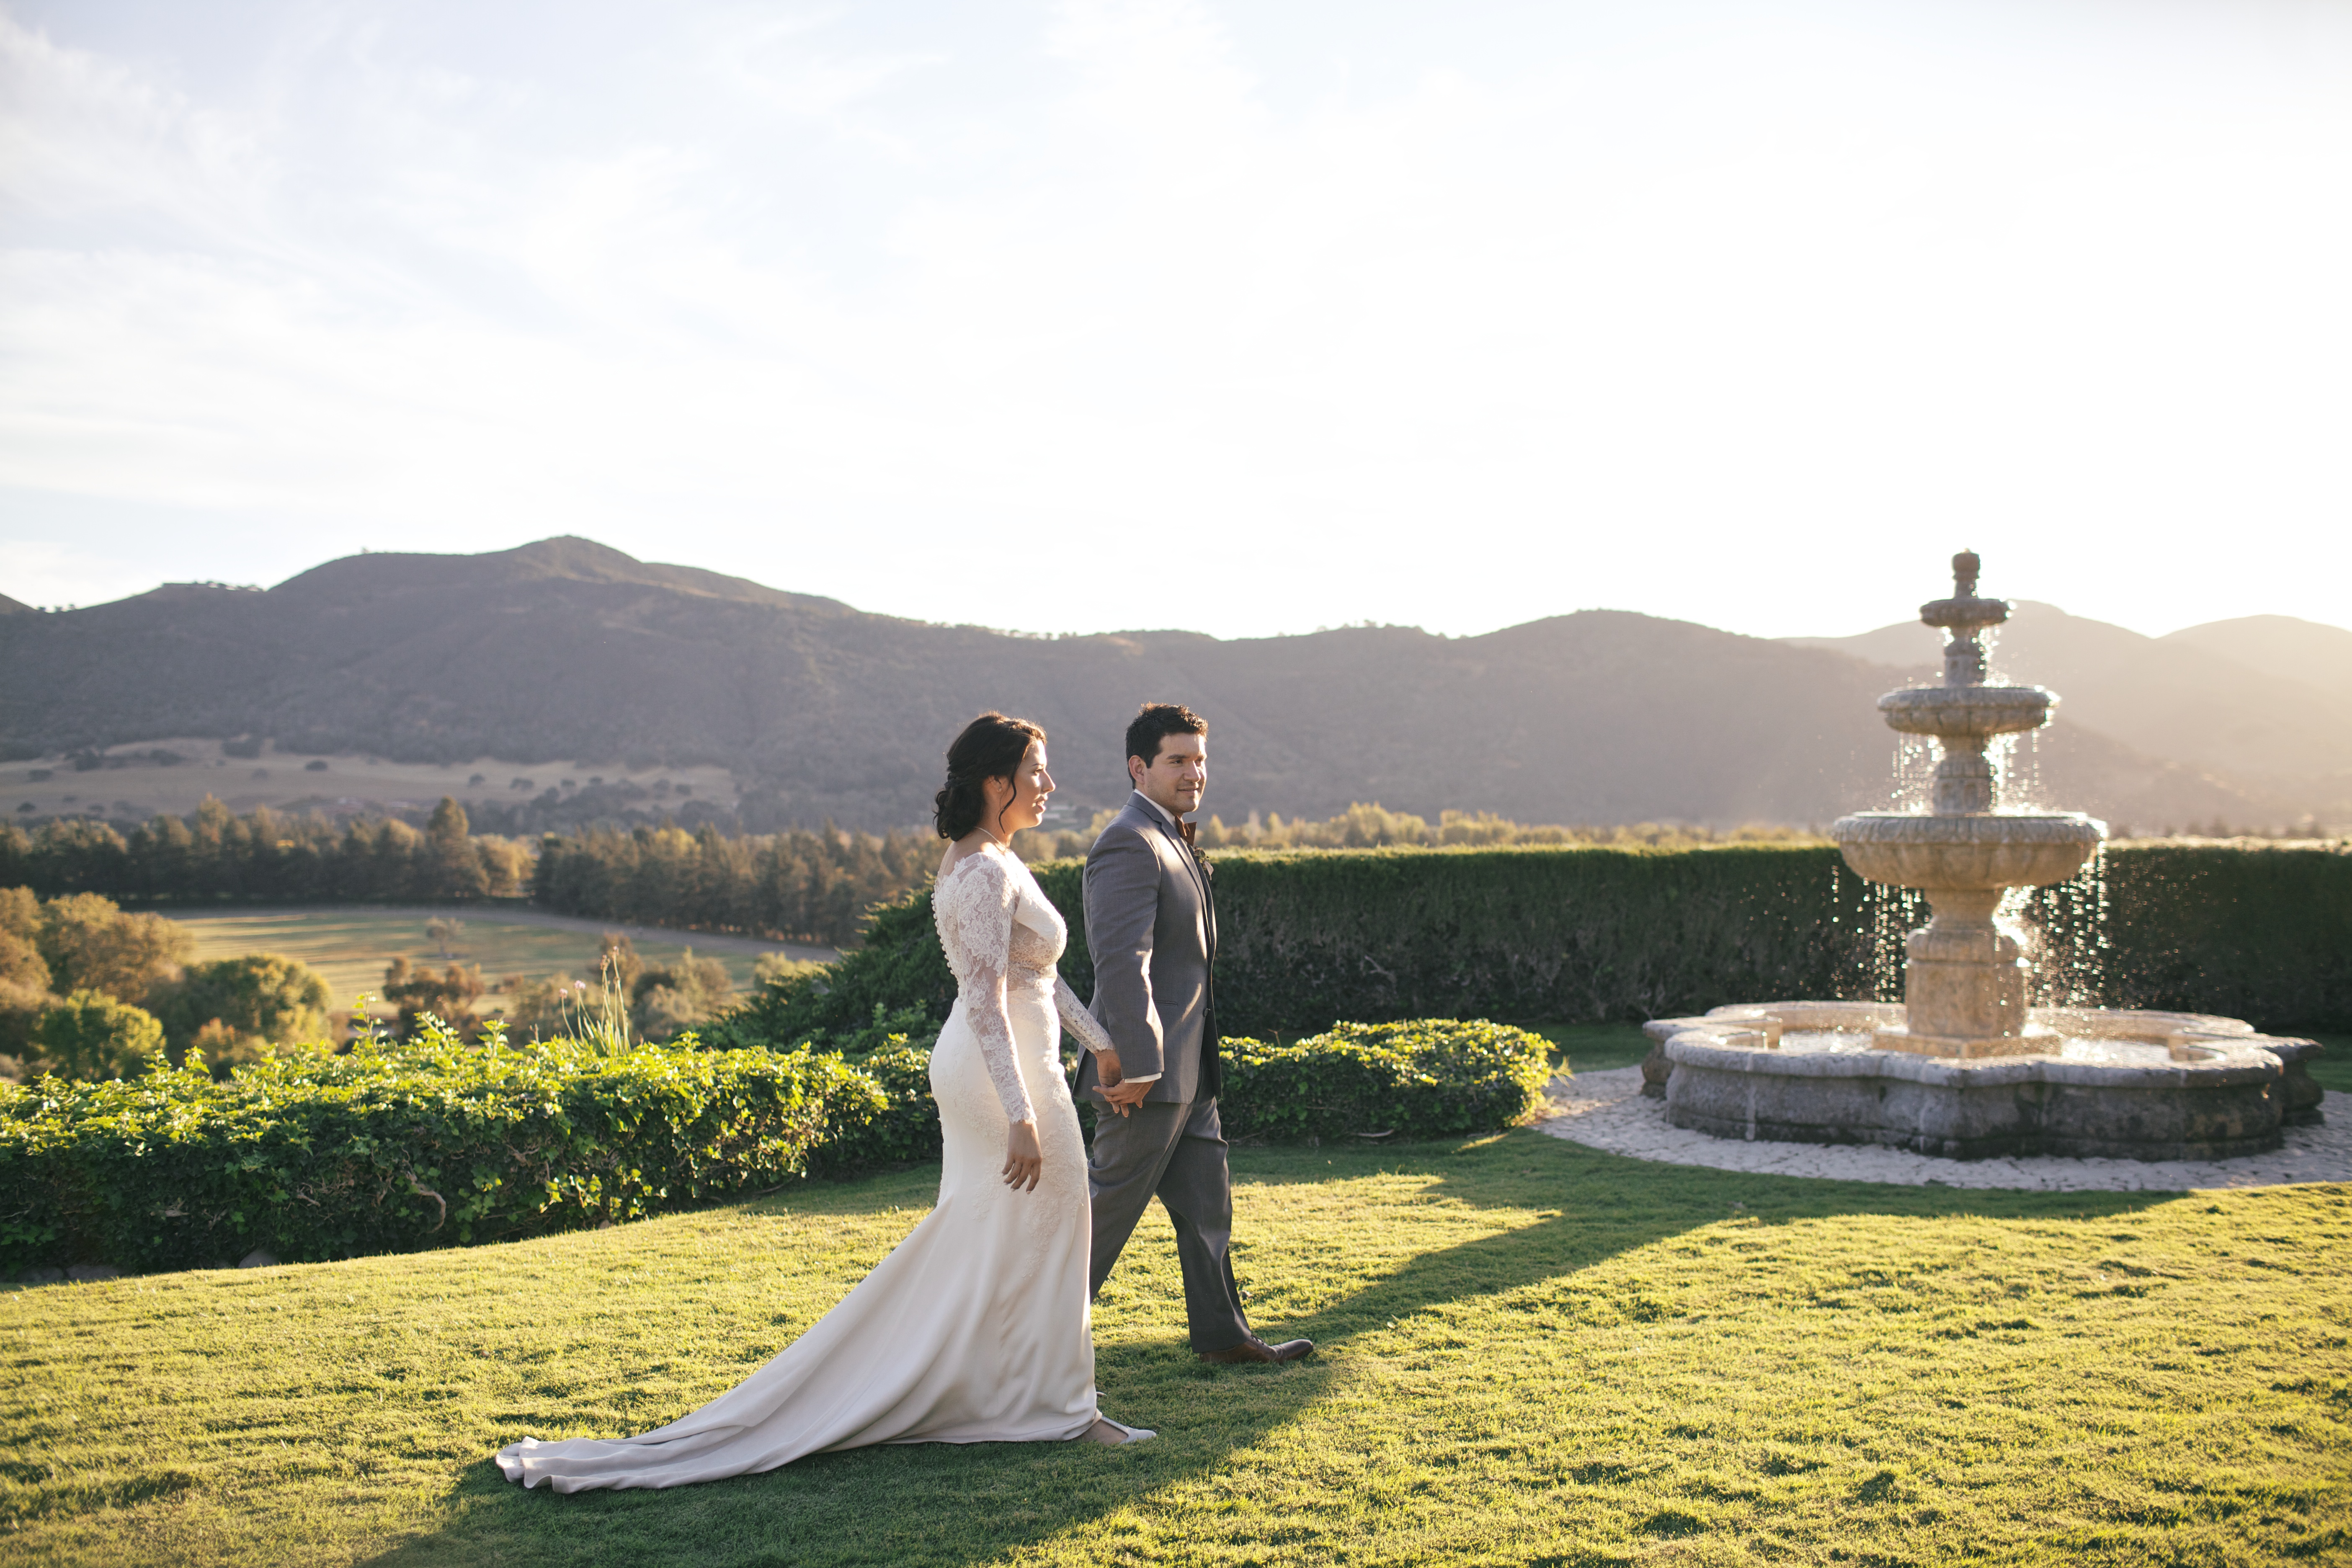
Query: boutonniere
1194,848,1214,878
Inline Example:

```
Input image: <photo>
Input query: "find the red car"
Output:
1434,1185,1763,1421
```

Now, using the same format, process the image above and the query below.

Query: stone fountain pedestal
1831,552,2108,1060
1835,812,2104,1057
1636,550,2326,1161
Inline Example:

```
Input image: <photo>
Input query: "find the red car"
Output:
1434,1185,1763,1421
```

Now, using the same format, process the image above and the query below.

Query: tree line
531,824,939,946
0,797,533,903
0,797,940,945
0,794,1831,954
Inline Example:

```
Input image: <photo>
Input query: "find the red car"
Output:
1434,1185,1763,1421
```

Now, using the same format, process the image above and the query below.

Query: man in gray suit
1076,702,1313,1365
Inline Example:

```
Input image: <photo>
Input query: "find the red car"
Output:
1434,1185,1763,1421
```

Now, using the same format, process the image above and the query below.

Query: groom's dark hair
1126,703,1207,768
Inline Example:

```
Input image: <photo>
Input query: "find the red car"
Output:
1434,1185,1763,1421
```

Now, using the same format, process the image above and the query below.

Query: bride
497,712,1152,1493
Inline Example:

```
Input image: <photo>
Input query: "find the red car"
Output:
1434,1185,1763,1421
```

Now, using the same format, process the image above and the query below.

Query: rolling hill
1786,603,2352,784
0,537,2326,833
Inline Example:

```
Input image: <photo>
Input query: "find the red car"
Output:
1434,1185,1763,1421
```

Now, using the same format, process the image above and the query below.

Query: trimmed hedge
1218,1020,1551,1144
0,1015,1549,1274
2043,844,2352,1029
725,841,2352,1043
846,1041,945,1167
0,1026,895,1275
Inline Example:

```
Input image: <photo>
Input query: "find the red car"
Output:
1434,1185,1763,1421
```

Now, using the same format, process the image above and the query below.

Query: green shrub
0,981,44,1066
628,947,733,1042
0,1003,1558,1274
31,991,166,1081
708,892,960,1049
0,928,48,992
811,1040,943,1168
382,955,489,1038
751,954,829,990
1217,1019,1553,1144
0,1024,889,1275
34,892,192,1001
149,953,332,1073
0,885,38,943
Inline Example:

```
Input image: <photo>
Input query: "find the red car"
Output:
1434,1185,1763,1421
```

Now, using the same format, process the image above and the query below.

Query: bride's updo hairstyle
935,712,1047,840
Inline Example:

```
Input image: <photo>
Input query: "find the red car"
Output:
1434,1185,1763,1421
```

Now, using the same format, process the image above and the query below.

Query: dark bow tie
1174,816,1197,848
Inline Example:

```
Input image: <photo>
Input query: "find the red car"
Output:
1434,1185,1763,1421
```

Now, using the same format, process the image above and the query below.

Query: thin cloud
1,0,2349,640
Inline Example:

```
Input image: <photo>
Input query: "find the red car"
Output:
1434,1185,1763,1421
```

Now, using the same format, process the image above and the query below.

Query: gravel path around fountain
1537,1068,2350,1190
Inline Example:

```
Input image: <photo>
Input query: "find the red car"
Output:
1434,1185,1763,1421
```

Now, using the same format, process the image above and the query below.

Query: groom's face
1131,733,1207,820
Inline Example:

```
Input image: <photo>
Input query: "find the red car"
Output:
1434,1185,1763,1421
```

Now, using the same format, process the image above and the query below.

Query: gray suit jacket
1075,793,1219,1106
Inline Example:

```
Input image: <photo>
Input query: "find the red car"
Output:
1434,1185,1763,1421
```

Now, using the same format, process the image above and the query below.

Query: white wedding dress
496,843,1118,1492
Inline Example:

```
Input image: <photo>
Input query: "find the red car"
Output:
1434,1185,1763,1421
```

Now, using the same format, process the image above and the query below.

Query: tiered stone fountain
1641,552,2324,1161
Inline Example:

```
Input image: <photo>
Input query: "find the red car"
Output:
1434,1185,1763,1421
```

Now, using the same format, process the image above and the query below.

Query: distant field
3,737,743,825
171,907,835,1022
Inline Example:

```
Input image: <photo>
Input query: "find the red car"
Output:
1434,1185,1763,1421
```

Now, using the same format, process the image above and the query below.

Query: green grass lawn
5,1125,2346,1567
1527,1024,1655,1076
169,908,815,1020
2301,1035,2351,1097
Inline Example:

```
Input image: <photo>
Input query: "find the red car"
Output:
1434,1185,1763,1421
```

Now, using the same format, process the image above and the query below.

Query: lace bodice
933,846,1116,1123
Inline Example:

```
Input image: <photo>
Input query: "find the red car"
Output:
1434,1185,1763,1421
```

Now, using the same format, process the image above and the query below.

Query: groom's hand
1099,1075,1151,1117
1092,1048,1148,1117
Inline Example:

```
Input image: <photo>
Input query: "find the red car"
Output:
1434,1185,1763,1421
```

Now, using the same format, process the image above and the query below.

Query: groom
1076,703,1313,1366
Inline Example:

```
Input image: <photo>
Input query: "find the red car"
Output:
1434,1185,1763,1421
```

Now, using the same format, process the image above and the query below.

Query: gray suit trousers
1087,1096,1251,1354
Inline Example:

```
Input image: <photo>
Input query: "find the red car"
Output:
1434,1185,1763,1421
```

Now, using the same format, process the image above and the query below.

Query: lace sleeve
933,853,1036,1124
1054,976,1117,1057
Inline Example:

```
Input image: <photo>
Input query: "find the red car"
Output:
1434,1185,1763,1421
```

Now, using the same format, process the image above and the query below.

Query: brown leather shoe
1197,1335,1315,1365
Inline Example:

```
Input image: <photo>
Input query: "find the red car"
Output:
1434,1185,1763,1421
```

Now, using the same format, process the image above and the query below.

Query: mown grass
2301,1034,2351,1096
5,1124,2347,1568
1528,1024,1655,1076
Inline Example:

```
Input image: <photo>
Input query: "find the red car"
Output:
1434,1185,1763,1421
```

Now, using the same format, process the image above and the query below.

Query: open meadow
168,908,834,1024
4,1114,2346,1568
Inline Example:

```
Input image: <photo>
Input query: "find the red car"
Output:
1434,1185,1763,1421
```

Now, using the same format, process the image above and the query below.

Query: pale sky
3,0,2348,641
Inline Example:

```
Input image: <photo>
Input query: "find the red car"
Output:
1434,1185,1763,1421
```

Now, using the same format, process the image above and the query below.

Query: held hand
1090,1048,1142,1119
1099,1075,1151,1117
1002,1119,1044,1192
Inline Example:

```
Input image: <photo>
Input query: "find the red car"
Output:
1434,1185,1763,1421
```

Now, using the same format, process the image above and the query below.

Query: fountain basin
1831,812,2103,891
1640,1002,2325,1161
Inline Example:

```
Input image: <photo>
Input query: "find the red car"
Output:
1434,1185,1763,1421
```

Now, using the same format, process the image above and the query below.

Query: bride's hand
1002,1119,1044,1192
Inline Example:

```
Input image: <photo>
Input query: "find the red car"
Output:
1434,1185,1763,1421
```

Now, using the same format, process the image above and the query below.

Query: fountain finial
1919,549,2008,691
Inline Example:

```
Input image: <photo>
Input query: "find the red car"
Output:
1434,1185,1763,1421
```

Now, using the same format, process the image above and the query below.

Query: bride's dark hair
935,712,1047,840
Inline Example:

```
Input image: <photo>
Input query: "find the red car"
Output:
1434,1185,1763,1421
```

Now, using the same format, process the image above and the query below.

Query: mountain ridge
0,539,2330,833
1786,602,2352,793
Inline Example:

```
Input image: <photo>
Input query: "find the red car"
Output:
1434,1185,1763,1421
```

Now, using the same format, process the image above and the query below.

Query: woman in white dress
496,712,1151,1493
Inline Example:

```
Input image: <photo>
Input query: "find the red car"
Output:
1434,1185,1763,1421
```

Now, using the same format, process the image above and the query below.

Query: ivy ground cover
3,1130,2346,1567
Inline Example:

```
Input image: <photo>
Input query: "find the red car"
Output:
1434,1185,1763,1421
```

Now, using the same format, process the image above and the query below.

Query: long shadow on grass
358,1131,2171,1568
